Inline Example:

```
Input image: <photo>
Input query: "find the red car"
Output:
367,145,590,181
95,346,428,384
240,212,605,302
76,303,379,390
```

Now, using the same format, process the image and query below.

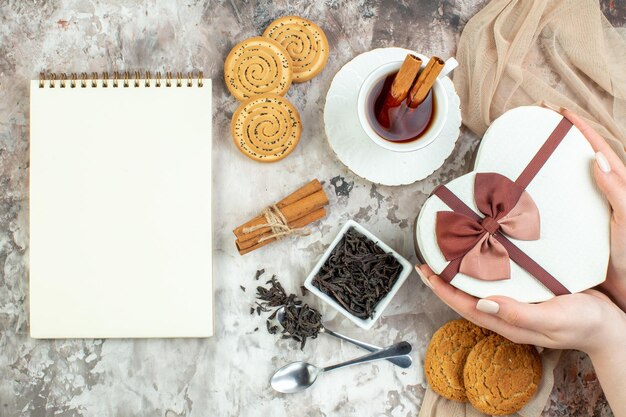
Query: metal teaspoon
270,341,412,394
275,306,412,369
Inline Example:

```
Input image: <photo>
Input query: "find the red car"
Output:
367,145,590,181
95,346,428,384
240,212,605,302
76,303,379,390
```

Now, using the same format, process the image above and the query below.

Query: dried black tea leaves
254,272,322,350
280,303,322,349
312,227,403,319
256,275,289,307
266,319,279,335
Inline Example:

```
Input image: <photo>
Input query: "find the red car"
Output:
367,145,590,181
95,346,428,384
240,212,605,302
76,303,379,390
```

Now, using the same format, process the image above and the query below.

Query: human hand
416,264,626,355
417,262,626,417
416,107,626,417
560,109,626,311
414,107,626,354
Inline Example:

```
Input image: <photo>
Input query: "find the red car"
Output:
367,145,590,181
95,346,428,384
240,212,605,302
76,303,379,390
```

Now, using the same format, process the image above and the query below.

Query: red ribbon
436,173,540,281
432,117,574,296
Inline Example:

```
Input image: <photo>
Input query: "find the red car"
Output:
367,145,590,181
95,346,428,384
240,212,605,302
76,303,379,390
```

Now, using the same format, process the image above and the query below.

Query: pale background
1,1,624,416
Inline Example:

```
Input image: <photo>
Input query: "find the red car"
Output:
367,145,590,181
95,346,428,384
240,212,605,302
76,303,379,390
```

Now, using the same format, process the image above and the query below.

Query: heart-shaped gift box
415,106,610,302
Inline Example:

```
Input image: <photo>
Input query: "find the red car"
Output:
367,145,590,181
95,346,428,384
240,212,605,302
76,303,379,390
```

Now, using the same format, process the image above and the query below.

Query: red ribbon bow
435,173,540,281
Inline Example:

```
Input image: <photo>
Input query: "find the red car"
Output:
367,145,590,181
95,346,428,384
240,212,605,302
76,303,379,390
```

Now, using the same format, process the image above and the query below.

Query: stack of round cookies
424,319,542,415
224,16,329,162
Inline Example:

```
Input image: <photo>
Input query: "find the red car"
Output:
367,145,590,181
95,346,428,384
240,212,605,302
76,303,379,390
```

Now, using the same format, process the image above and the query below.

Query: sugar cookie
224,37,293,101
263,16,329,82
464,334,542,415
231,94,302,162
424,319,493,402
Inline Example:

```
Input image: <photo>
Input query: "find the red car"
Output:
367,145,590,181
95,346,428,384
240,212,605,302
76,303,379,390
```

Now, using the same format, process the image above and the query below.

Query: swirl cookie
424,319,493,402
263,16,329,83
224,37,293,101
231,94,302,162
464,334,542,415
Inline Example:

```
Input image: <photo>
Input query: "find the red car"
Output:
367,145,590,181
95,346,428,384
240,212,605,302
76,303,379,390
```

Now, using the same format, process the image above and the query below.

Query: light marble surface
0,1,617,416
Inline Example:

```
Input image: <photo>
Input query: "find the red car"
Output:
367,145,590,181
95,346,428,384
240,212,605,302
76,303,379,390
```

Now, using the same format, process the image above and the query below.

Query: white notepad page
29,78,213,338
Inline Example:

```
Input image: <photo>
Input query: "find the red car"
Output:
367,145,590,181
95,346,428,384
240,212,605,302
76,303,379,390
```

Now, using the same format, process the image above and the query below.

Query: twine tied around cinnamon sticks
234,179,329,255
242,204,312,243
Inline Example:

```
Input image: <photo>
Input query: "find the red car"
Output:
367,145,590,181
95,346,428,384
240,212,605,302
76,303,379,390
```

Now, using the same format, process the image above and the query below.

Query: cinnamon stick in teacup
377,54,422,128
386,55,422,107
408,57,444,108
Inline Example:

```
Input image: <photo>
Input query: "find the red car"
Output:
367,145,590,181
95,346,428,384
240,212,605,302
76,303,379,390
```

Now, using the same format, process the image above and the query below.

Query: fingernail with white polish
476,299,500,314
596,152,611,173
415,265,433,289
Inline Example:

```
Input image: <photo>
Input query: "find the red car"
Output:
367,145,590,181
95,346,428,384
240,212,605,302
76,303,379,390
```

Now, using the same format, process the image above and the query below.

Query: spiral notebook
29,72,213,338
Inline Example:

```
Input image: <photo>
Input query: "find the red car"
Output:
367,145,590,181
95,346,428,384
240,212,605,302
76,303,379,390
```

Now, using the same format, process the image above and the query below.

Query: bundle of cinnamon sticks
234,179,329,255
377,54,445,127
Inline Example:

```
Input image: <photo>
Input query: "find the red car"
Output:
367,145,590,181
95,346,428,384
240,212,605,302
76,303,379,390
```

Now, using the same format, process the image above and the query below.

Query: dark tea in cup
357,56,453,153
368,71,436,143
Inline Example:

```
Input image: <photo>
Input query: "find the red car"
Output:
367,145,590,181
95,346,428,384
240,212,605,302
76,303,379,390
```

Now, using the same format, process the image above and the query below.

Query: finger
426,273,477,312
427,274,550,346
415,264,434,289
419,264,434,276
560,108,626,219
583,288,613,303
593,160,626,223
423,271,542,331
561,109,626,175
482,295,553,331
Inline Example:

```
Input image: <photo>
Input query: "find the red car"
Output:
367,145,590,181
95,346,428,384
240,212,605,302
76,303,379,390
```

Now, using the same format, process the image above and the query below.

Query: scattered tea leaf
255,273,322,350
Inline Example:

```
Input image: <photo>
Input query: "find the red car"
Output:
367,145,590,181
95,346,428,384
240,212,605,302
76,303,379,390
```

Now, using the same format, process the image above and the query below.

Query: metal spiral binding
38,71,205,88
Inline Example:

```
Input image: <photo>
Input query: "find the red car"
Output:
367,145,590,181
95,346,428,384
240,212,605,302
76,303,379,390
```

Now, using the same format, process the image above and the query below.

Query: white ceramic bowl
357,59,448,153
304,220,413,330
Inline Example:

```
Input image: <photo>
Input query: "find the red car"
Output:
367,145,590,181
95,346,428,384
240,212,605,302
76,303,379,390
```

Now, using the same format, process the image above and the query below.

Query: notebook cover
29,75,213,338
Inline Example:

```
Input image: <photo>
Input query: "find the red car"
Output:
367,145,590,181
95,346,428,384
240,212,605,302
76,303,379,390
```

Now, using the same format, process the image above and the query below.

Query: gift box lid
415,106,610,302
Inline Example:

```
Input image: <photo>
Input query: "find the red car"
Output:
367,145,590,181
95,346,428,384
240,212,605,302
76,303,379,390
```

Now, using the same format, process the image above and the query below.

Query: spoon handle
322,328,413,369
322,341,412,373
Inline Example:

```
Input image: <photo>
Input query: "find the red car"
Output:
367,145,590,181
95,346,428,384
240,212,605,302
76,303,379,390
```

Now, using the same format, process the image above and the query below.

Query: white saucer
324,48,462,186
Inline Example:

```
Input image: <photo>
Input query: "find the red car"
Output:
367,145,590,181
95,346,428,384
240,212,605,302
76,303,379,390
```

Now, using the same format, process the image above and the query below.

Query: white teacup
357,56,458,152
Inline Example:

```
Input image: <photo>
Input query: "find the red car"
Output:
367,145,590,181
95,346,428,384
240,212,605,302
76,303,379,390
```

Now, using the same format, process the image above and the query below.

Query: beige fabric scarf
454,0,626,160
